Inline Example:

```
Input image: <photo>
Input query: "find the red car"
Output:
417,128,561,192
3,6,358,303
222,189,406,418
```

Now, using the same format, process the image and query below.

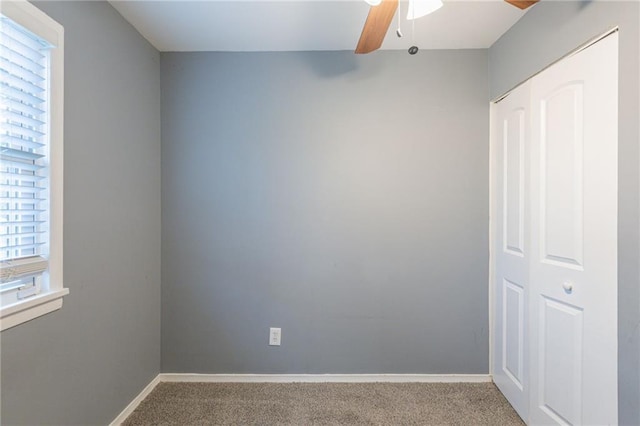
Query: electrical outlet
269,327,281,346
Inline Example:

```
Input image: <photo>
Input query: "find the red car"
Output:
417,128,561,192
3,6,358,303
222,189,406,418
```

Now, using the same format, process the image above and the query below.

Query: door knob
563,282,573,293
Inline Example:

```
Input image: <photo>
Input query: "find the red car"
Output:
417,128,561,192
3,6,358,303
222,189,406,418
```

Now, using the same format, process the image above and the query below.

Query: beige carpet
122,382,524,425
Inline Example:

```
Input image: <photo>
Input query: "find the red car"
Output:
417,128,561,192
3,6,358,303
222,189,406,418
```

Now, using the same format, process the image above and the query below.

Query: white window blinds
0,16,52,288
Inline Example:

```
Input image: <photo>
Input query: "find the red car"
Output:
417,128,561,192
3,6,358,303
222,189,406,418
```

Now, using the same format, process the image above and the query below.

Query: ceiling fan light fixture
407,0,443,20
364,0,383,6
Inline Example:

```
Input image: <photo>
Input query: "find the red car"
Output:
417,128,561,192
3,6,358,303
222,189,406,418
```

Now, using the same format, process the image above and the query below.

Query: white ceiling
109,0,530,52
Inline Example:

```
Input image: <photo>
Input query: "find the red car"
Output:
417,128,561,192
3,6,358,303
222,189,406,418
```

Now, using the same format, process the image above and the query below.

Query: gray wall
0,2,162,425
161,50,490,374
489,2,640,424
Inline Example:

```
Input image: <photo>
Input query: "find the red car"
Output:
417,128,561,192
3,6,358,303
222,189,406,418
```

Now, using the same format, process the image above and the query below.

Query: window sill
0,288,69,331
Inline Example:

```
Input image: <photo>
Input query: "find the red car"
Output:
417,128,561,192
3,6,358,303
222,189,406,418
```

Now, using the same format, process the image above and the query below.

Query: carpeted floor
122,382,525,425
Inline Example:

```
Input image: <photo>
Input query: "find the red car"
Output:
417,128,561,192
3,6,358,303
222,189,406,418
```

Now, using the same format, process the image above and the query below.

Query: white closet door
493,80,531,422
529,32,618,425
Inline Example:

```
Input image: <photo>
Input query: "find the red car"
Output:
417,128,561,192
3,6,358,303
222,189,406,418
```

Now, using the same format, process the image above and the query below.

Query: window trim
0,0,66,331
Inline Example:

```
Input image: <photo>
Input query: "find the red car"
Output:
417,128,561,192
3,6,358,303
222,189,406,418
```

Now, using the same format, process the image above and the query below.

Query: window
0,0,65,331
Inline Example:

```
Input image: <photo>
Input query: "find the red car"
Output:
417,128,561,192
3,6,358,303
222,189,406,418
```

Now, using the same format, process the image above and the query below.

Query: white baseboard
110,374,161,426
159,373,492,383
111,373,492,424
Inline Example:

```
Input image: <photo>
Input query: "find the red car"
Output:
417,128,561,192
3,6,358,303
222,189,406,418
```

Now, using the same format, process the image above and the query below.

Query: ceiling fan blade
355,0,399,54
504,0,539,9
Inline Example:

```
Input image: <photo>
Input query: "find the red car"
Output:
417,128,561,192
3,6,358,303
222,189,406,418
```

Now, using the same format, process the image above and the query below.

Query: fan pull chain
396,1,403,38
409,12,418,55
412,15,415,44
